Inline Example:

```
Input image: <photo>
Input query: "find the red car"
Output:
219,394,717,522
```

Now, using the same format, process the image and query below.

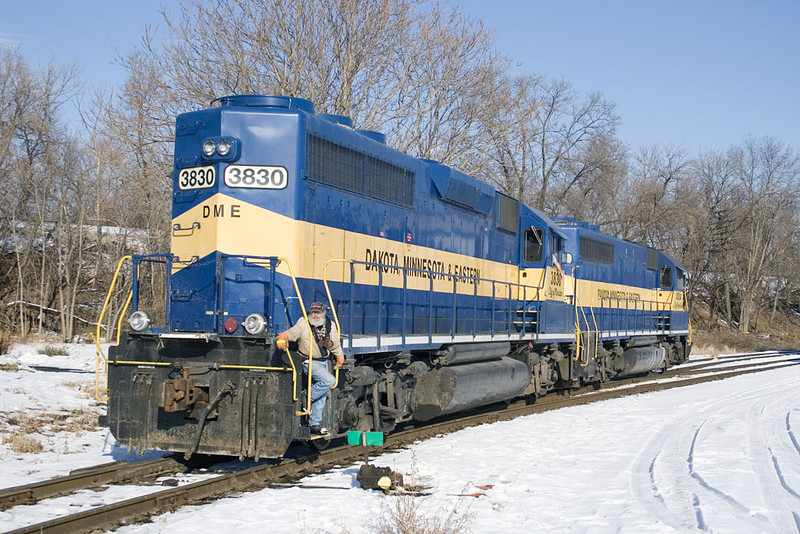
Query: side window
677,269,686,290
550,232,563,264
523,228,543,263
659,266,673,289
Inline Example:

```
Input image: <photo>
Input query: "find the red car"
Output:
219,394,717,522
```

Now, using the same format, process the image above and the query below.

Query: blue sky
1,0,798,151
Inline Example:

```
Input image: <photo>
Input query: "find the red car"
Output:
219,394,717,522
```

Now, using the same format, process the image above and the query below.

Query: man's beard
309,314,325,327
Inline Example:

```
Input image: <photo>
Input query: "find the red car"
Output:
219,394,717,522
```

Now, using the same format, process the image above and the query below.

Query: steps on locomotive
513,308,539,333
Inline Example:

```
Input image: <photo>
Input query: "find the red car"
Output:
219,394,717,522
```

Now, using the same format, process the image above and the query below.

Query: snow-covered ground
1,342,799,533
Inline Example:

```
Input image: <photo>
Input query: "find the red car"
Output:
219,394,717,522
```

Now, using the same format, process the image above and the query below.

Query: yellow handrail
322,259,346,340
574,305,593,366
571,269,598,367
572,266,584,365
322,259,351,390
94,255,132,402
321,259,346,341
584,306,599,367
273,257,315,417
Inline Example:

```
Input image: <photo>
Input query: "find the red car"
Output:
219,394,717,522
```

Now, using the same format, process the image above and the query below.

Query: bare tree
679,149,740,327
382,4,509,164
0,47,84,337
475,75,619,211
93,39,175,243
0,49,36,334
557,134,628,223
84,69,174,340
608,145,690,249
476,75,541,200
536,83,619,213
728,136,800,333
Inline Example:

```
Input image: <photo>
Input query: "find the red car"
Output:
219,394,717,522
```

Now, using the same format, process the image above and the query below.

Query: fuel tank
412,357,530,421
618,345,666,376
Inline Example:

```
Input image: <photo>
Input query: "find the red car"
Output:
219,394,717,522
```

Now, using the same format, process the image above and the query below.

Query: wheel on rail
306,434,331,451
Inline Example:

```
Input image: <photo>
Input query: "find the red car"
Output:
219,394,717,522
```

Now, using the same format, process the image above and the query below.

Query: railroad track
0,455,194,511
3,351,798,534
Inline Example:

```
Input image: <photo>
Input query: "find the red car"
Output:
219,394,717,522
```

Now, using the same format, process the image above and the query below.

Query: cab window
550,232,564,265
677,269,687,291
523,228,543,263
659,266,673,289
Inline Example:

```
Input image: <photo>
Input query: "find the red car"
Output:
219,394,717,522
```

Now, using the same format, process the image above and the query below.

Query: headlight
129,310,152,332
200,137,239,161
216,139,232,156
243,313,267,335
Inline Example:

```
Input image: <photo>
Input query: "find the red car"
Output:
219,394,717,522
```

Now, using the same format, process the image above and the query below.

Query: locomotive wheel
306,436,331,451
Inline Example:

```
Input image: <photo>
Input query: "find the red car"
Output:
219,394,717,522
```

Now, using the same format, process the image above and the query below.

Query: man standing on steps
276,301,345,435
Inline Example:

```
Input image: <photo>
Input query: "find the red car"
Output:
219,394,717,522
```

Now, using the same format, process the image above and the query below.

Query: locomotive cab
517,207,573,335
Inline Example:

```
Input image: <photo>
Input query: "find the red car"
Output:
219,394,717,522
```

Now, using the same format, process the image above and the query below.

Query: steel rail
0,455,190,511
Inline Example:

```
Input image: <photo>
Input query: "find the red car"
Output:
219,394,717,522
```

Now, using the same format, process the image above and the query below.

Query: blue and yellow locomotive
103,95,690,459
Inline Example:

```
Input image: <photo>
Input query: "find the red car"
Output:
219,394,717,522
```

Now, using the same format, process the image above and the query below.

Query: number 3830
178,166,216,190
224,165,288,189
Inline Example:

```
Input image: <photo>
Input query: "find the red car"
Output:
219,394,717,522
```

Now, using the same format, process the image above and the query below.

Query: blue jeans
302,359,336,426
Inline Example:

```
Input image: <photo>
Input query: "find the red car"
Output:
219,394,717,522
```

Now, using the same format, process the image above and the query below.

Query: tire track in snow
687,421,769,523
786,411,800,456
629,386,773,531
743,386,800,532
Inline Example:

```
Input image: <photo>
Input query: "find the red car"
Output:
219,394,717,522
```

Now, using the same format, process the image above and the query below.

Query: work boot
309,425,329,436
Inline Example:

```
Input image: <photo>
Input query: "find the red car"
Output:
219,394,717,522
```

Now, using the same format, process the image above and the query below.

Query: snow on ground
0,343,166,489
1,343,800,533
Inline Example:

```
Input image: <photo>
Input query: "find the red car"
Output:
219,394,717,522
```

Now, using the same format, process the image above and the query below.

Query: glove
276,332,288,350
334,355,345,370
